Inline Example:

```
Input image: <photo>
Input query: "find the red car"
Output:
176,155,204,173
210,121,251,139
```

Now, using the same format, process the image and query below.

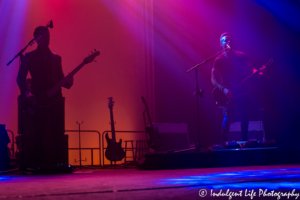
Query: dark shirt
18,47,64,98
213,51,252,88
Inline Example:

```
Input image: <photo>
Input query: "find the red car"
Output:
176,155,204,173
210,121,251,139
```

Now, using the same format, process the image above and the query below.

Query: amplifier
152,123,189,151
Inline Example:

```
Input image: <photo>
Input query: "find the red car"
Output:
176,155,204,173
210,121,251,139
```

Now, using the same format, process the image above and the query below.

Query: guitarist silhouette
16,25,74,167
211,32,266,142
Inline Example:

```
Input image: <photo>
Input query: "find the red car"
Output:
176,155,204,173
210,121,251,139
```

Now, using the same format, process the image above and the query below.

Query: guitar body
212,87,247,107
212,87,229,107
145,126,162,149
105,133,125,162
22,92,60,116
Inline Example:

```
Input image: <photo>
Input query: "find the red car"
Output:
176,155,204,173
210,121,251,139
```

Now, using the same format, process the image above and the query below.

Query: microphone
226,44,231,50
47,20,53,29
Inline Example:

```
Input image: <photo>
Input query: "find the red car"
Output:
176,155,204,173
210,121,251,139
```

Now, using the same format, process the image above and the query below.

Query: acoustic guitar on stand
141,96,163,150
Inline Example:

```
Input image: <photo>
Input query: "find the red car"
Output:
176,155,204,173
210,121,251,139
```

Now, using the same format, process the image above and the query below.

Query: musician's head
220,32,232,51
34,26,50,49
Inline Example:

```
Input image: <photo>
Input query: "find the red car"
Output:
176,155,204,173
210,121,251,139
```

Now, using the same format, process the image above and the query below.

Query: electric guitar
105,97,125,162
212,59,275,107
141,96,163,150
23,50,100,117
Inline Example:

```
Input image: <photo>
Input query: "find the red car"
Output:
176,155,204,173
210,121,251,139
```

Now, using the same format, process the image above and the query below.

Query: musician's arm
17,54,29,96
211,68,222,90
211,67,229,96
57,56,73,89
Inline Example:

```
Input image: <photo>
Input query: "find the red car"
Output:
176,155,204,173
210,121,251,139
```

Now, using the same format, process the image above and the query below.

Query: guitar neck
110,107,116,142
146,107,154,129
142,97,154,129
238,67,263,87
46,62,86,97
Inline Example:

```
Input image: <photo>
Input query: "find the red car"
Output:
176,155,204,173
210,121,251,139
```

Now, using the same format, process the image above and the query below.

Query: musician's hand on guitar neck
253,66,265,76
259,65,267,75
63,74,74,89
223,88,233,98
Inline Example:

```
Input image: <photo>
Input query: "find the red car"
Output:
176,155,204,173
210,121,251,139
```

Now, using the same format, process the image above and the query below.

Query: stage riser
137,148,300,170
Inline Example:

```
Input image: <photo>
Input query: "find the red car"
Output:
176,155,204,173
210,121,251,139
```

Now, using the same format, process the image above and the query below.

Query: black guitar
141,96,163,150
212,59,274,107
105,97,125,162
23,50,100,117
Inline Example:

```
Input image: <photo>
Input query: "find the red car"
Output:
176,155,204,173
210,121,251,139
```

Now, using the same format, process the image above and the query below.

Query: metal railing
5,129,147,166
65,130,101,166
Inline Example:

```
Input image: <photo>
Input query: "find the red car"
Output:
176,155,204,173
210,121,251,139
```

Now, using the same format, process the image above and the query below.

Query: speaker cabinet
152,123,189,151
228,121,265,141
0,124,10,171
18,97,69,167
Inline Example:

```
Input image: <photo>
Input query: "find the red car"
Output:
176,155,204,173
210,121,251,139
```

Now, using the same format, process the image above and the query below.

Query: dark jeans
221,95,249,142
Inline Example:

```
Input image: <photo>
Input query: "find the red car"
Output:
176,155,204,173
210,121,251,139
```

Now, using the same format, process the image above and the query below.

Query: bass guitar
212,58,274,107
23,50,100,117
105,97,125,162
141,96,163,150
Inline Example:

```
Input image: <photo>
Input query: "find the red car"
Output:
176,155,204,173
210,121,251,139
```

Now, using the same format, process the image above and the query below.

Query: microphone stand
186,48,227,151
6,20,53,172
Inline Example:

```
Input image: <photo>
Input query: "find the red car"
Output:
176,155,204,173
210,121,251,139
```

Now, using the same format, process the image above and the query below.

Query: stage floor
1,164,300,200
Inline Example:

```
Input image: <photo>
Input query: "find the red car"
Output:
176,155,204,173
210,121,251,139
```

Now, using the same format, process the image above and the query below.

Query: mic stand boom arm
7,20,53,66
7,38,35,66
186,48,227,73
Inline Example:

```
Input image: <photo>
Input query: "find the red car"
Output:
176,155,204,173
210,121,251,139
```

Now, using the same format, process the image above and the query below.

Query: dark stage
2,145,300,200
1,164,300,200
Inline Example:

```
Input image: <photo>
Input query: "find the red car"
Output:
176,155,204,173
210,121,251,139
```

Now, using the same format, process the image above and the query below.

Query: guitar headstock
141,96,146,105
108,97,115,109
84,49,100,64
260,58,275,71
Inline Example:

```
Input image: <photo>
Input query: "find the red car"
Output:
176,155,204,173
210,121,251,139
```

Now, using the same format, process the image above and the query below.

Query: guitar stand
72,122,100,171
74,121,87,169
102,159,136,169
101,161,128,169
